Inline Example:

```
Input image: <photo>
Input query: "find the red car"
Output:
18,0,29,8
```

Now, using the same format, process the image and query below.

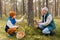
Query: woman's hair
9,11,16,18
42,7,48,11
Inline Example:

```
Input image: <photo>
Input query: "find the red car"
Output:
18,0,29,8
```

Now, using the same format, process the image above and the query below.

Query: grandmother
34,7,56,35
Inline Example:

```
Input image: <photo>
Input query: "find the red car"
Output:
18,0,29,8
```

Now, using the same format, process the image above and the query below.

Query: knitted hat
9,11,16,18
42,7,48,11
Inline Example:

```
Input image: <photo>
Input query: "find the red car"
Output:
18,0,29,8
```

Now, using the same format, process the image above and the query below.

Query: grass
0,17,60,40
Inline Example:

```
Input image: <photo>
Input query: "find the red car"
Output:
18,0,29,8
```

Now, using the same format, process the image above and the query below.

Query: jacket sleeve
7,20,18,28
38,15,52,26
15,17,24,23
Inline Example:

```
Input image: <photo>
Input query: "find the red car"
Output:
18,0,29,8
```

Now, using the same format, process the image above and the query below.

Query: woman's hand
36,19,42,23
34,20,38,29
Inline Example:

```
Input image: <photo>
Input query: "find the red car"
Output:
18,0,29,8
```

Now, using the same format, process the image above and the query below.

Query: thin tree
46,0,48,8
10,0,17,12
55,0,58,17
15,0,18,14
28,0,34,27
35,0,37,17
42,0,45,7
0,0,2,19
56,0,59,16
22,0,26,15
38,0,41,19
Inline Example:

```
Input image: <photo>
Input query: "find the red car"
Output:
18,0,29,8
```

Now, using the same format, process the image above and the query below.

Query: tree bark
10,0,17,13
38,0,41,19
46,0,48,8
0,0,2,19
42,0,45,7
28,0,34,27
22,0,26,15
35,0,37,17
55,0,58,17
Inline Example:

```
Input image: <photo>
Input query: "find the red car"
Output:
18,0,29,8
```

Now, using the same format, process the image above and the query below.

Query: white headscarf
42,7,48,11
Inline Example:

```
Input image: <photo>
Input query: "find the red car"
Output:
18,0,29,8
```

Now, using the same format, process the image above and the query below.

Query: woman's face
41,10,47,15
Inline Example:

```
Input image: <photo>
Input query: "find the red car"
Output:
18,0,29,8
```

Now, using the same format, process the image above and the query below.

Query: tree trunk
28,0,34,27
22,0,26,15
4,0,6,16
38,0,41,19
0,0,2,19
42,0,45,7
35,0,37,17
55,0,58,17
15,0,18,15
10,0,17,12
46,0,48,8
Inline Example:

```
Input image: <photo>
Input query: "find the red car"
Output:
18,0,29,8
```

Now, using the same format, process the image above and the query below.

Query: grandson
5,11,25,37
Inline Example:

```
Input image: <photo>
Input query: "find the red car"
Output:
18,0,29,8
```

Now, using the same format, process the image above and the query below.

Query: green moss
0,19,60,40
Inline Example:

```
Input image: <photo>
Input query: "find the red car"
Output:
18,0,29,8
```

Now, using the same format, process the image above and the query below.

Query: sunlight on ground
0,19,60,40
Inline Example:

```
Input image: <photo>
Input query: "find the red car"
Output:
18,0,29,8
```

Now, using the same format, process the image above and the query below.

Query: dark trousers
5,25,9,32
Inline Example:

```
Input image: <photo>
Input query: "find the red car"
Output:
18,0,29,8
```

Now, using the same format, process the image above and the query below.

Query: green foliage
0,19,60,40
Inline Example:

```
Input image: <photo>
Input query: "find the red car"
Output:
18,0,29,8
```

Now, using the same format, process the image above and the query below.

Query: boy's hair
9,11,16,18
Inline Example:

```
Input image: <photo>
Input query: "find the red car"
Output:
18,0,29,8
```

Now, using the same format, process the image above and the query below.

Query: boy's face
12,15,16,19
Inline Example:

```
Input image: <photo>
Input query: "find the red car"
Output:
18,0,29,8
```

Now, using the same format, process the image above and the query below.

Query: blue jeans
38,25,50,34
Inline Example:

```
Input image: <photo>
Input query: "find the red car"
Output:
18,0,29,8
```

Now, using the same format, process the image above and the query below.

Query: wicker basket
16,31,25,39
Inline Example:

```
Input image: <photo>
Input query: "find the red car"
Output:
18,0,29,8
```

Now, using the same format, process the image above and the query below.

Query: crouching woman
34,7,56,35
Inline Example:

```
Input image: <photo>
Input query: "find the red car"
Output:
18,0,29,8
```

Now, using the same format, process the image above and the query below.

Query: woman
34,7,56,35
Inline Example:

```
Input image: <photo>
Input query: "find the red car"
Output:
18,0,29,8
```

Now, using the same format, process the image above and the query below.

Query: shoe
13,32,17,35
38,27,43,31
8,34,13,37
50,31,55,36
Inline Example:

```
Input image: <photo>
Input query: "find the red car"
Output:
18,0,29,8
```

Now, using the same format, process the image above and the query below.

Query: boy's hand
14,26,19,29
16,26,19,29
22,16,25,18
22,14,26,19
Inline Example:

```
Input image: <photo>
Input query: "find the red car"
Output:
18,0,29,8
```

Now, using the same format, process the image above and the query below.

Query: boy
5,11,25,37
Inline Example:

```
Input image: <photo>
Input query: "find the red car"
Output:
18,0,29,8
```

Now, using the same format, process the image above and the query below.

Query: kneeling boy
5,11,25,37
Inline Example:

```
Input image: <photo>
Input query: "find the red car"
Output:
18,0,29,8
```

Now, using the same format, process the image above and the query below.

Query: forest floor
0,16,60,40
